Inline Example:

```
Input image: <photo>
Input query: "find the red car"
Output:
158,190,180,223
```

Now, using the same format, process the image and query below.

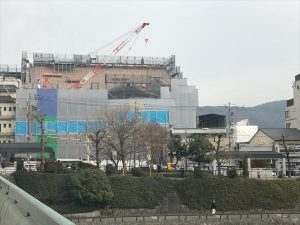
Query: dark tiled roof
260,128,300,141
0,95,15,103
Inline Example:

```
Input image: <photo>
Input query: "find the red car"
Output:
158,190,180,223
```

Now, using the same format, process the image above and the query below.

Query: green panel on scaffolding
36,135,57,160
44,116,57,122
36,115,58,160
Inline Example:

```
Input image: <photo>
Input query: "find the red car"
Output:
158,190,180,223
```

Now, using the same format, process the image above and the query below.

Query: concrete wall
169,79,198,129
249,130,274,145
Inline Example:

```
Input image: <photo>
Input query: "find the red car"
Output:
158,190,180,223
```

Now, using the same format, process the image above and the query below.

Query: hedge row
13,171,71,204
109,175,175,208
176,176,300,211
12,171,300,212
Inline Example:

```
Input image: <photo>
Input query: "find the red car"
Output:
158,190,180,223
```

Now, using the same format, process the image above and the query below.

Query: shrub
69,169,113,207
131,167,145,177
77,161,97,170
106,164,116,176
193,170,213,178
227,168,237,178
44,161,63,173
13,171,70,204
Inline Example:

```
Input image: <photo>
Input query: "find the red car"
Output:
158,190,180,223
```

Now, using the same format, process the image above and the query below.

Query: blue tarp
37,89,57,117
15,111,169,135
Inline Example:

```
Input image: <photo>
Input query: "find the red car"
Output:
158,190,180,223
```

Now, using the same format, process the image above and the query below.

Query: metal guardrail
66,212,300,223
0,176,75,225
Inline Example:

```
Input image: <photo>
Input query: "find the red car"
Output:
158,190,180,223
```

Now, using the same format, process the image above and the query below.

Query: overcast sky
0,0,299,106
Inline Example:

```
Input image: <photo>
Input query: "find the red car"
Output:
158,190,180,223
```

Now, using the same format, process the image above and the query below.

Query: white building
285,74,300,129
0,77,21,143
233,119,258,144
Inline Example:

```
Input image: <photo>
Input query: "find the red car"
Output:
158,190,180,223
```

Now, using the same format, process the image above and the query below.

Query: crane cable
74,22,149,88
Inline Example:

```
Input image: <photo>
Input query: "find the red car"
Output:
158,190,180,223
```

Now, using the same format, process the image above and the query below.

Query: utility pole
282,134,291,178
36,114,46,172
26,96,31,170
226,102,233,151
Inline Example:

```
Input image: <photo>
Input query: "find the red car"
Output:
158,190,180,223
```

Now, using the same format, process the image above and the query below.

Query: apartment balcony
0,114,16,120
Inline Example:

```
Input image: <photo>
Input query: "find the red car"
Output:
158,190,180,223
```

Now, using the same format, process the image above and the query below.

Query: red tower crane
71,22,149,89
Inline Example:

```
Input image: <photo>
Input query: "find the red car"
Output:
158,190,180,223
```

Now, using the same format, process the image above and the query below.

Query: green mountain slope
197,100,286,128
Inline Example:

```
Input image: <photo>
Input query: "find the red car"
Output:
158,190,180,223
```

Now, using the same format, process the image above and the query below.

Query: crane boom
72,22,149,89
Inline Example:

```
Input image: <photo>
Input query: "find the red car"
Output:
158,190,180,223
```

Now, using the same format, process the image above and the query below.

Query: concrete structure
0,76,21,144
0,143,54,162
14,53,198,160
0,176,74,225
0,64,22,81
285,74,300,129
197,114,226,129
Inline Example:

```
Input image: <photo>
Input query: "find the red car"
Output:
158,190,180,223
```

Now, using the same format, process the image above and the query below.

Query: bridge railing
66,212,300,224
0,176,74,225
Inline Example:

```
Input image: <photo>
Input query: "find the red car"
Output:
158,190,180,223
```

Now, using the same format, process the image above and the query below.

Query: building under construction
14,51,198,160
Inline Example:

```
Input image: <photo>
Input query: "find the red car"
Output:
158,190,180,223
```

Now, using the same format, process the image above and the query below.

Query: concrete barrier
0,176,74,225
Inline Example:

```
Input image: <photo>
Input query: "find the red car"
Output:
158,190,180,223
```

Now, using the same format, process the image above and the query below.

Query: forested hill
197,100,287,128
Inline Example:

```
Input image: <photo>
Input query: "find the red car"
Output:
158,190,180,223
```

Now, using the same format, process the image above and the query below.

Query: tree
104,106,141,175
242,156,249,177
87,126,107,168
212,135,222,176
188,134,214,169
168,135,187,167
69,169,113,207
281,134,291,178
140,123,167,176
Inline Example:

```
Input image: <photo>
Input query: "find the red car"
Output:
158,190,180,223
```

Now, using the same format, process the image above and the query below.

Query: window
13,107,16,111
297,86,299,90
4,107,6,111
286,123,291,128
9,107,12,111
3,124,6,128
8,124,11,128
285,111,290,119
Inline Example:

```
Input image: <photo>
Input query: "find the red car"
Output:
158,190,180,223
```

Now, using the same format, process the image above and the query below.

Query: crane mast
72,22,149,89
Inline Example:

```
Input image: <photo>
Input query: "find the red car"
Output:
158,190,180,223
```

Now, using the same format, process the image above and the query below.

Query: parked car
292,167,300,176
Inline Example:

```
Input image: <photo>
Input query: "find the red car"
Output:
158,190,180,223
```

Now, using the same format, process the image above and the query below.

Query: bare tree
87,127,107,168
104,106,141,175
140,123,167,176
212,135,222,176
281,134,291,178
103,148,120,170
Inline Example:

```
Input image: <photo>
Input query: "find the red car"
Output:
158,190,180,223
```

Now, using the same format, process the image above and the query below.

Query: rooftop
260,128,300,141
